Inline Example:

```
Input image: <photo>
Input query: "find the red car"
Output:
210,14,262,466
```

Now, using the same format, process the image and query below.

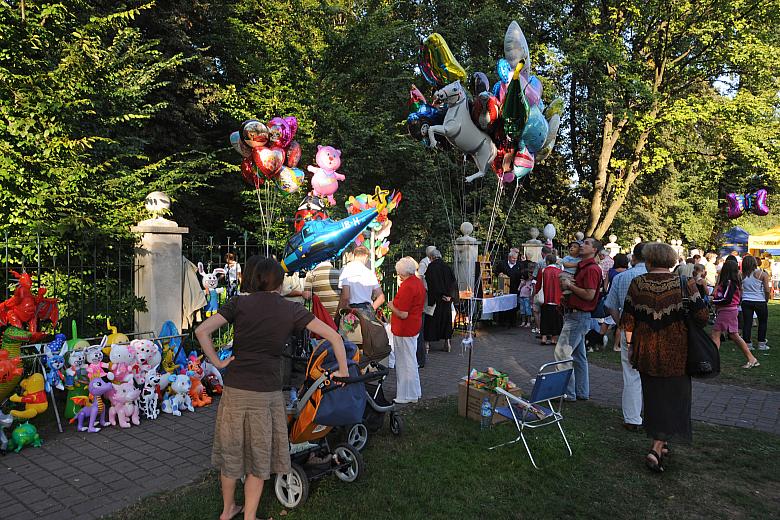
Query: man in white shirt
338,246,386,314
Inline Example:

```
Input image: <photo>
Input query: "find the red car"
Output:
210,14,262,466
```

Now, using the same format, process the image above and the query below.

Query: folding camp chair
489,359,574,469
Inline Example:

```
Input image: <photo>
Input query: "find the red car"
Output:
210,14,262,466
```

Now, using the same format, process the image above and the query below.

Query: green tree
563,0,780,239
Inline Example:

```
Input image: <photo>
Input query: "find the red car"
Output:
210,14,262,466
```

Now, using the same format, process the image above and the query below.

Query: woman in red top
387,256,426,404
535,254,563,345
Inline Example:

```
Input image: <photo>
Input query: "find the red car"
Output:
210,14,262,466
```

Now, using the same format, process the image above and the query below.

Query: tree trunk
591,107,659,239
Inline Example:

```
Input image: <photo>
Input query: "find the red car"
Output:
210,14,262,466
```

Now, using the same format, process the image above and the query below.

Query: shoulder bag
680,275,720,379
534,268,545,305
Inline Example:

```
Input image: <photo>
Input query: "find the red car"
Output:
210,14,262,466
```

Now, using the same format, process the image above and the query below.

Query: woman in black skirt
620,243,708,473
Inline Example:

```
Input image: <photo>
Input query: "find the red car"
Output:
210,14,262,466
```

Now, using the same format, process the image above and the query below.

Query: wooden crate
457,381,523,425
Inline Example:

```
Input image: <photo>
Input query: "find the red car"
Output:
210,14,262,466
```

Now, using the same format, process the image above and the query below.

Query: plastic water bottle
289,388,298,409
480,397,493,430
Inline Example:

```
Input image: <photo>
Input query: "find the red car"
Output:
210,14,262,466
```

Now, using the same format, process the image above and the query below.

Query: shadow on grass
108,397,780,520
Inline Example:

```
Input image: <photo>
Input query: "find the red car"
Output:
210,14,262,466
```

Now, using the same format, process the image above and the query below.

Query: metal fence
1,232,141,338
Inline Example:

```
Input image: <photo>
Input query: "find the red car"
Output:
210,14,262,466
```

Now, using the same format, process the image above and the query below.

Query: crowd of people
490,237,773,473
193,237,772,515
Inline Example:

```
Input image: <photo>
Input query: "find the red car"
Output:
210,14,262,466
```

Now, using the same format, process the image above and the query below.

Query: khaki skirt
212,386,291,480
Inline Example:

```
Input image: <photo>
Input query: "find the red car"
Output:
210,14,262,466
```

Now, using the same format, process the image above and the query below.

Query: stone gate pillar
130,192,188,334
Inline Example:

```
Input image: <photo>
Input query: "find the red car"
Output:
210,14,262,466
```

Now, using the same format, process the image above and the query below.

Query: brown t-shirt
218,292,314,392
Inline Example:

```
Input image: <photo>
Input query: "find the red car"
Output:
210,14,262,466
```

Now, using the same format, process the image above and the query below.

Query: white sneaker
748,344,756,351
758,342,770,351
602,335,609,348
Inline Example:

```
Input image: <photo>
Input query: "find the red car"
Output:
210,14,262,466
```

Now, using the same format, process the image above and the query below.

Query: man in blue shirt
604,242,647,431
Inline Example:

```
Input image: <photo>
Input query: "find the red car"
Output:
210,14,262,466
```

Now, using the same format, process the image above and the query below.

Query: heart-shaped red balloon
241,157,262,187
253,147,286,179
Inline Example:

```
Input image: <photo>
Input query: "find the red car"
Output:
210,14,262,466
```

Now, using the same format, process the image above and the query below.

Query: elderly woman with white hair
387,256,426,403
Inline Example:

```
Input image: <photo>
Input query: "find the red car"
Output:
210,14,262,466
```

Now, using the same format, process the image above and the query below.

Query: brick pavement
0,327,777,519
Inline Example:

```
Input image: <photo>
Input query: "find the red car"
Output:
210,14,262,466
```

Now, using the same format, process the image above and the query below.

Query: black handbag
680,276,720,379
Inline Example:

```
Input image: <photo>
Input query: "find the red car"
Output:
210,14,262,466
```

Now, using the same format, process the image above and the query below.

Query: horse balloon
427,80,497,183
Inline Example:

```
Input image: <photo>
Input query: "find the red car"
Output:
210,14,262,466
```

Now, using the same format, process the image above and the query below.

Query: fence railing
1,232,142,338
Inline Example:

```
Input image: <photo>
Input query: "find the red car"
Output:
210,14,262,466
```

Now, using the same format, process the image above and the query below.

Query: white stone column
130,193,188,335
454,222,480,294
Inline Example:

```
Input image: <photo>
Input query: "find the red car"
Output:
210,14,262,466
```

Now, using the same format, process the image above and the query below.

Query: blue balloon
521,106,550,153
497,58,511,84
491,81,502,98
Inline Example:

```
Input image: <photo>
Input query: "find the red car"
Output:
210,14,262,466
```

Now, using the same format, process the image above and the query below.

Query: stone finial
144,191,171,219
460,222,474,236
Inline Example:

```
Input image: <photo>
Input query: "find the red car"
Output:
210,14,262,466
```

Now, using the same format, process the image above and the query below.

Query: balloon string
487,181,522,262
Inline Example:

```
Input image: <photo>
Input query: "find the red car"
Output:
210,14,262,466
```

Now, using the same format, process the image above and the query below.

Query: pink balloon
267,117,292,149
754,188,769,216
284,116,298,139
726,193,744,219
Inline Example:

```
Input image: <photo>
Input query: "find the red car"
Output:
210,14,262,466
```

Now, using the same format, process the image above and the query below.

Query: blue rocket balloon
280,205,384,273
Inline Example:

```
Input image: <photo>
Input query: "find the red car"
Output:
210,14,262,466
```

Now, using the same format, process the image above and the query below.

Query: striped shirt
306,261,342,319
604,262,647,318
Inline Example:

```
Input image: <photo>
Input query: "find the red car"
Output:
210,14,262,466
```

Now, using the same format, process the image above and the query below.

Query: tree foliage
0,0,777,254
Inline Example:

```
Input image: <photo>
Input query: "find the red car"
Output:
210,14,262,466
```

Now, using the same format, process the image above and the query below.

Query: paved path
0,328,777,519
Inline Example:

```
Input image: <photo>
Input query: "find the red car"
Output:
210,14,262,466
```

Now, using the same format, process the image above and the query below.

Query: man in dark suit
494,248,523,326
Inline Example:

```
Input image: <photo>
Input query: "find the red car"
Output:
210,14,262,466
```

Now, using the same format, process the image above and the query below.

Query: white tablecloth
480,294,517,317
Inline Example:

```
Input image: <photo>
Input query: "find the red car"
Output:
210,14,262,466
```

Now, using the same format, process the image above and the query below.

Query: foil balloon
496,58,511,84
407,102,446,144
521,105,549,154
241,120,269,148
284,116,298,139
276,167,305,194
503,63,530,140
240,157,261,187
471,92,501,132
513,146,535,180
470,72,490,96
294,194,328,232
229,131,251,158
254,147,285,179
268,117,292,149
754,189,769,216
535,112,560,163
427,80,497,183
504,21,530,78
491,81,508,105
420,33,467,86
726,193,745,219
286,140,302,168
522,75,543,107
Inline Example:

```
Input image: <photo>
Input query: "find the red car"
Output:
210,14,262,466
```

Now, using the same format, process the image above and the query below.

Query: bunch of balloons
408,22,562,185
344,187,402,270
727,189,770,219
229,117,305,195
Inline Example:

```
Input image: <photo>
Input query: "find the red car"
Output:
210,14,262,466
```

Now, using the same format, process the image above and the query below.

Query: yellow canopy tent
748,225,780,255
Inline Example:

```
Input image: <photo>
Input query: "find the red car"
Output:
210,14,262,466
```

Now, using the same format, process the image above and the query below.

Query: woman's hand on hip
211,355,235,370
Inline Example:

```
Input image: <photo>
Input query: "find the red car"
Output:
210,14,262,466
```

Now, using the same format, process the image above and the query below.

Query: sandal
645,450,664,473
742,359,761,369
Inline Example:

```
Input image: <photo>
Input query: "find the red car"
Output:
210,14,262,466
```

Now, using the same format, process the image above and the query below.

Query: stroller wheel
274,463,309,509
347,423,369,451
333,444,364,483
390,412,404,436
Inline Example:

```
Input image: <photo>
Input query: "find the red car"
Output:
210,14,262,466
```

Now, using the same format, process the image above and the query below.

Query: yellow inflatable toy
10,373,48,420
103,318,130,355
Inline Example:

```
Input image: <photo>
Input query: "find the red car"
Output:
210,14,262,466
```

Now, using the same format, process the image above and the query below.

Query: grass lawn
109,397,780,520
589,300,780,391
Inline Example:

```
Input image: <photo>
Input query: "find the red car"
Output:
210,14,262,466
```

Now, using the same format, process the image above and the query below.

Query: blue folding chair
489,359,574,469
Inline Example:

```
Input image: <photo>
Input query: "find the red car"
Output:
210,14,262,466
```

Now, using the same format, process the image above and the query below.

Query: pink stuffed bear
307,145,345,205
108,381,141,428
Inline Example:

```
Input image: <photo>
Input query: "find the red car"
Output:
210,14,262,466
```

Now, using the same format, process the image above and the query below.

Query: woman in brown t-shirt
196,255,348,520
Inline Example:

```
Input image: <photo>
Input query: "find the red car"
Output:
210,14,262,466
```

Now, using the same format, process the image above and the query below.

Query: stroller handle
327,364,389,386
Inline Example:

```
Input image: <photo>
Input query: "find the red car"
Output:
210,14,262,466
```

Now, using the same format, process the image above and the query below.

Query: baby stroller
345,360,403,451
274,340,380,508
